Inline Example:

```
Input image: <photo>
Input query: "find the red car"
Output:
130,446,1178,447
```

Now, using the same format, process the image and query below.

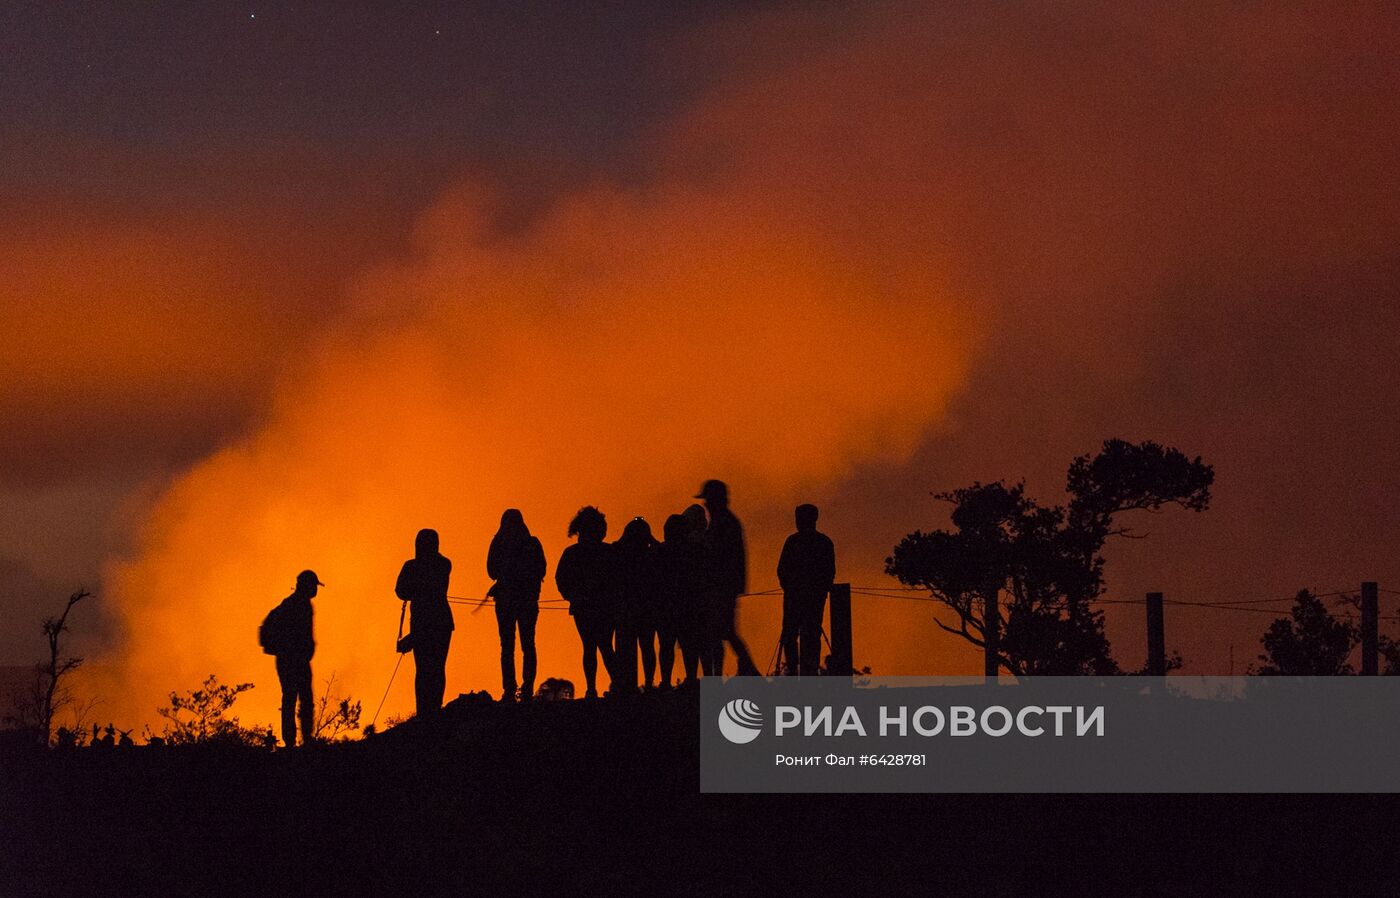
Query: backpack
258,601,288,656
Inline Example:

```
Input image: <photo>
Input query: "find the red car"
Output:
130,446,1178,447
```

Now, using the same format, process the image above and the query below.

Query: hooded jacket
395,529,454,635
487,512,546,606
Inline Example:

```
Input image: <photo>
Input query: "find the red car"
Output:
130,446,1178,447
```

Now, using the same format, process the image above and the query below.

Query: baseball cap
694,479,728,500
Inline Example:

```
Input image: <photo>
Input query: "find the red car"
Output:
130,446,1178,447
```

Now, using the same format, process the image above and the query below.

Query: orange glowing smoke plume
92,179,976,727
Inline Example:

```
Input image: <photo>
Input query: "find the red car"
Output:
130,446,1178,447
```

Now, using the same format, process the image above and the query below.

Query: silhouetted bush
150,675,275,749
312,673,363,741
1252,591,1357,675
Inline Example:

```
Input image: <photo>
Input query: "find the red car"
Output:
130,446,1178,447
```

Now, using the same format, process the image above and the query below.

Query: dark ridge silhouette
486,509,546,702
555,506,617,698
695,480,760,676
0,687,1384,896
777,504,836,676
258,569,322,746
394,529,453,719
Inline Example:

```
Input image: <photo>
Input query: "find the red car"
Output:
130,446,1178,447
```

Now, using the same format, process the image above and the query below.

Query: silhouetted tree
1252,590,1358,675
886,440,1213,675
4,589,91,743
153,675,275,748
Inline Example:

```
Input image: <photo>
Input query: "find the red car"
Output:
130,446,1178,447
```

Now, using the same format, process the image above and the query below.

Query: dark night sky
3,4,725,156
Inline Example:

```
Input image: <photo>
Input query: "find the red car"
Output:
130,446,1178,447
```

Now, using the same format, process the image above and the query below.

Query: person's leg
413,641,429,717
613,619,636,694
413,632,450,718
687,604,710,679
701,596,722,676
296,661,314,743
779,592,800,676
800,592,827,677
596,616,617,686
700,634,718,677
519,604,539,700
495,603,517,700
413,647,428,716
275,657,296,747
433,632,451,711
722,594,760,676
639,624,657,688
680,629,700,682
657,623,676,688
576,614,598,696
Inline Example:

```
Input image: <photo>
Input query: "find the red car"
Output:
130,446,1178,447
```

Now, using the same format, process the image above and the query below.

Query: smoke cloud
95,179,973,725
86,1,1400,722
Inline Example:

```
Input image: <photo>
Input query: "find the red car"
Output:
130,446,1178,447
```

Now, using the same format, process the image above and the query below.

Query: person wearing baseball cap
260,569,323,747
694,480,728,503
693,479,760,676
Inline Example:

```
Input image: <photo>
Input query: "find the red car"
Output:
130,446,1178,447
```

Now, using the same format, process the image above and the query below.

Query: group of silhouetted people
261,478,837,747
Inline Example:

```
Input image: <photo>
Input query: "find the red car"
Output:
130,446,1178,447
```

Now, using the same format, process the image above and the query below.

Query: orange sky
4,2,1400,730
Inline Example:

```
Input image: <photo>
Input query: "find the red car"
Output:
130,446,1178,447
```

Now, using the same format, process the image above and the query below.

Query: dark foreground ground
3,689,1397,896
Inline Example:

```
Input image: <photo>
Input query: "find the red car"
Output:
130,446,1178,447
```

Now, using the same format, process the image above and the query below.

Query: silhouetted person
680,502,717,676
696,480,760,676
777,504,836,676
487,509,547,703
395,528,454,719
681,503,708,541
658,512,707,685
263,569,322,747
555,506,617,698
613,517,661,692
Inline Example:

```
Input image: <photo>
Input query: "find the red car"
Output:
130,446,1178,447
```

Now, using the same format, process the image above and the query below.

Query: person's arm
304,602,316,658
821,535,837,591
529,537,547,583
439,557,452,599
394,561,414,602
486,537,502,582
777,535,795,591
735,520,748,596
555,547,576,601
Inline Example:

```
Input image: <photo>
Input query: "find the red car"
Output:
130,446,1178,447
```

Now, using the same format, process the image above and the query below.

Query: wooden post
828,583,853,678
1361,581,1379,676
984,589,1000,681
1146,592,1166,678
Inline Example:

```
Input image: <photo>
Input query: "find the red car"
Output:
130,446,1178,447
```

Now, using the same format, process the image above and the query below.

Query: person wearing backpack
260,569,323,747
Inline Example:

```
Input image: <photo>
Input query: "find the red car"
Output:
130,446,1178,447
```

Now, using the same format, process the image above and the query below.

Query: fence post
1361,581,1379,676
984,589,1000,682
1146,592,1166,678
828,583,853,678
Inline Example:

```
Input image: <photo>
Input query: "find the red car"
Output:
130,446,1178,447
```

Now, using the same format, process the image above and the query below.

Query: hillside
1,687,1393,895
